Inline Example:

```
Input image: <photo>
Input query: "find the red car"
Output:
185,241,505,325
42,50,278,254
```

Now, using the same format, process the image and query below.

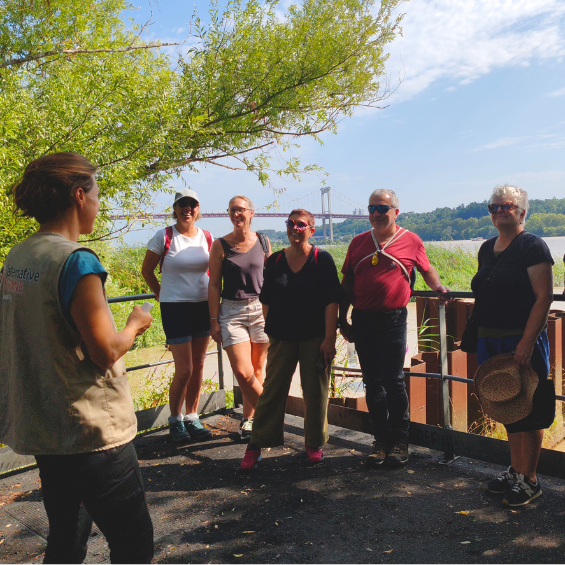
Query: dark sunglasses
488,202,517,214
285,219,312,231
176,197,199,209
368,204,394,214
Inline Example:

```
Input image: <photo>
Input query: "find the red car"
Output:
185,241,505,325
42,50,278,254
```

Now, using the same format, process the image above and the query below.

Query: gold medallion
372,253,379,266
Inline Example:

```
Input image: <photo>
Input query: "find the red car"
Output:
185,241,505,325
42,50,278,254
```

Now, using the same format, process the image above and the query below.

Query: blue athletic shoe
184,418,213,441
169,420,191,443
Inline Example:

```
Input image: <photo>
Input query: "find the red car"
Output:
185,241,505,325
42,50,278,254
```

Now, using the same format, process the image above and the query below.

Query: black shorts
505,379,556,434
160,301,210,345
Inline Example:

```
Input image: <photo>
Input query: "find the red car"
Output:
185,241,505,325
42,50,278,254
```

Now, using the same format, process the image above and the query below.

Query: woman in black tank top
208,196,271,440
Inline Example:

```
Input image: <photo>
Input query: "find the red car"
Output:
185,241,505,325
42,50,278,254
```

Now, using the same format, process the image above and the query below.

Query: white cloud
546,86,565,97
386,0,565,101
471,132,565,152
471,136,528,151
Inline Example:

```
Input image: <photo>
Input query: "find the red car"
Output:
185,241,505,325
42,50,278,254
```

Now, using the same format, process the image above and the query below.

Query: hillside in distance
264,197,565,241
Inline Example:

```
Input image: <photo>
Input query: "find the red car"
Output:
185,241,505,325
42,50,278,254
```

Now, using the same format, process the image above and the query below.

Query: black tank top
220,237,265,300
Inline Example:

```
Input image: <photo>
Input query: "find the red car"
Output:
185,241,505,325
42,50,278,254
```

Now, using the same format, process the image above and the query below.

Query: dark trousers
36,441,153,564
352,307,409,443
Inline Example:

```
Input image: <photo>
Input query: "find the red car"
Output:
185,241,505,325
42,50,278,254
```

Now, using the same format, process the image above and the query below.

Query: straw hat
474,353,538,425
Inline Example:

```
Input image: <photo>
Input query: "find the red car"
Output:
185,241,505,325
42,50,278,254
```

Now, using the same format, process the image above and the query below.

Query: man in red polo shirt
339,189,448,467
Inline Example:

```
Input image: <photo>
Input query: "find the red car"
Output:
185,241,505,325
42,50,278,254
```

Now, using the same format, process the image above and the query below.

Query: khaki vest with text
0,233,137,455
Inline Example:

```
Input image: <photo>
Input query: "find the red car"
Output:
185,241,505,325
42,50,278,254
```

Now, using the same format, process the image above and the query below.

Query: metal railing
108,293,224,389
111,290,565,411
331,290,565,464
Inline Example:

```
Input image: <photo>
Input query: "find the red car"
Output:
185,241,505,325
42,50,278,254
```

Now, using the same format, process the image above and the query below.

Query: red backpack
158,226,213,273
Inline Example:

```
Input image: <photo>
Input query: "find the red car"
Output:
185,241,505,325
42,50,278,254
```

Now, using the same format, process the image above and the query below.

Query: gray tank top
220,237,266,300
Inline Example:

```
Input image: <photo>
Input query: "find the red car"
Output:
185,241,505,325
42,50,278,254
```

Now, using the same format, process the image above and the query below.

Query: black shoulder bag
460,232,524,353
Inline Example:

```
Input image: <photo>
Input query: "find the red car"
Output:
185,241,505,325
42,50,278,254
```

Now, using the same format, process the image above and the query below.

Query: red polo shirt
341,228,430,312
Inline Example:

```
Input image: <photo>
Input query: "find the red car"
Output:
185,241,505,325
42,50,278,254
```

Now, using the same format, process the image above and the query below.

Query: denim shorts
219,297,269,348
477,331,555,433
160,301,211,345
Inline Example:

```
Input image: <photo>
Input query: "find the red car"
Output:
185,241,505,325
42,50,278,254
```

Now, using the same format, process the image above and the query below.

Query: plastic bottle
346,342,357,367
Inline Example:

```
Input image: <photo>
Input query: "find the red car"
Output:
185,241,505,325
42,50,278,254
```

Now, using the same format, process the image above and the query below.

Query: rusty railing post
217,341,224,390
439,301,459,464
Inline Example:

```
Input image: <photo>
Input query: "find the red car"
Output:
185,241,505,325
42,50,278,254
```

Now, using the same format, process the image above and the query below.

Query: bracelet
210,317,218,320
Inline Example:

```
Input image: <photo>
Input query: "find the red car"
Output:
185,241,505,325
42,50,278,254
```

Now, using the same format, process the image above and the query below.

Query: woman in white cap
142,188,214,443
472,184,554,507
208,196,271,440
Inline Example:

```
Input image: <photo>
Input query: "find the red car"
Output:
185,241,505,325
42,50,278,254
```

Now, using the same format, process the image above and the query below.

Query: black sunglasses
176,197,199,209
368,204,394,214
488,202,517,214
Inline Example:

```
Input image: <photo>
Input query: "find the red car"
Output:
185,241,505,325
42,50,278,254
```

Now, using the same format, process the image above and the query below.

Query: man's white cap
173,188,200,205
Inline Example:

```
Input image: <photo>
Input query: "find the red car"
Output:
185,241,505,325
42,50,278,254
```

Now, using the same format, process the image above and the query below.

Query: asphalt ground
1,411,565,564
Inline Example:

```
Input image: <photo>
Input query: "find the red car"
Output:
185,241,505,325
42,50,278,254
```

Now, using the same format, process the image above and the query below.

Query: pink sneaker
305,446,324,465
240,445,262,470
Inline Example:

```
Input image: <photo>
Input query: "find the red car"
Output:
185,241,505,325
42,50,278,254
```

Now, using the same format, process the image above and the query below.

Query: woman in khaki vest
0,153,154,563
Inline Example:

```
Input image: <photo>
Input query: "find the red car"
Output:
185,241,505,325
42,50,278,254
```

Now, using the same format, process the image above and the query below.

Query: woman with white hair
208,196,271,440
472,184,554,507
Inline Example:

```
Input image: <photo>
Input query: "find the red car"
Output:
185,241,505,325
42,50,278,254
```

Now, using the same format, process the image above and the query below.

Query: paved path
1,411,565,563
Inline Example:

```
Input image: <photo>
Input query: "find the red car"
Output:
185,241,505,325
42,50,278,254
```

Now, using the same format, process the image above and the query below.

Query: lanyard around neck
371,227,404,253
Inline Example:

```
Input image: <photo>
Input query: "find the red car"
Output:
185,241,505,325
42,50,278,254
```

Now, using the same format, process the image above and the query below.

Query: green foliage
101,243,152,296
1,0,404,261
294,198,565,243
397,198,565,241
132,366,173,412
93,242,166,350
414,245,477,291
1,0,176,257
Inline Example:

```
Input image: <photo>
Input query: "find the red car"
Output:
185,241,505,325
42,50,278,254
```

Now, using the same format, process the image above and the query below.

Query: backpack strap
256,232,270,259
274,249,284,267
202,229,213,252
159,227,213,274
158,226,174,274
314,246,319,265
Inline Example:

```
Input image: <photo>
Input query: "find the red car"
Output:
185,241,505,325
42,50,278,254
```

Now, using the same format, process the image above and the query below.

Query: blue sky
122,0,565,242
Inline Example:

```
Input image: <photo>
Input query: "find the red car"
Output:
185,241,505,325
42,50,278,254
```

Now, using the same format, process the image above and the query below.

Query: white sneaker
238,418,253,441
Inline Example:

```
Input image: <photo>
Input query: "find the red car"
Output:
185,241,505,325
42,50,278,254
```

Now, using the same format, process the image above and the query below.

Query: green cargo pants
250,337,330,449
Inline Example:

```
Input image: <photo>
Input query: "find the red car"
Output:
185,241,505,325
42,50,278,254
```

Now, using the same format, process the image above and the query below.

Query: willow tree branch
1,42,183,69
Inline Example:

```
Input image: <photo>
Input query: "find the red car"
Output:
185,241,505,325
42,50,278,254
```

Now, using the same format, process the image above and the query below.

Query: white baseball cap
173,188,200,205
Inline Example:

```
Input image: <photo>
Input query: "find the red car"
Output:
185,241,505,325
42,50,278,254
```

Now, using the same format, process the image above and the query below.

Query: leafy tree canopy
0,0,404,261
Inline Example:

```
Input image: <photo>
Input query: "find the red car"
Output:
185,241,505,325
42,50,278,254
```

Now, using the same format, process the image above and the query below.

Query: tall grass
93,242,166,349
100,241,564,310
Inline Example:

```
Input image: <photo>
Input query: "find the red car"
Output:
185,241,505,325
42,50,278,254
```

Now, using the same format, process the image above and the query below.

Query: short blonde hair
490,184,528,223
229,195,255,210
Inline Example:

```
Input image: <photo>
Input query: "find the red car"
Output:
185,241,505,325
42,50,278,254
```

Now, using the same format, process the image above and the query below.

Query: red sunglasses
285,219,312,231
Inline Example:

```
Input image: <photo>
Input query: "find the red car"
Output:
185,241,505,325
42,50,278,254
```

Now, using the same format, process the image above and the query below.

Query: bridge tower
320,187,333,241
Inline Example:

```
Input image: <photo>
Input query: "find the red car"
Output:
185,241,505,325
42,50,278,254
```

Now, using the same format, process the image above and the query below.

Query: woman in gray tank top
208,196,271,440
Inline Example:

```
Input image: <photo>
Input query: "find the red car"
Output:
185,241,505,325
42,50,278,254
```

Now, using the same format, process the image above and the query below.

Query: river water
425,236,565,259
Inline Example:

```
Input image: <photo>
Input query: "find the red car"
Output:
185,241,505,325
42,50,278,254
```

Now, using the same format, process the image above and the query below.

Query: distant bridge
111,187,369,240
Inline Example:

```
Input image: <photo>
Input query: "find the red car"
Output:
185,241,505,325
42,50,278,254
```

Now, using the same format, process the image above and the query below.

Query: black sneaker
503,474,542,507
169,420,191,443
387,441,409,466
184,418,213,442
239,418,253,441
487,466,517,494
366,439,388,467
